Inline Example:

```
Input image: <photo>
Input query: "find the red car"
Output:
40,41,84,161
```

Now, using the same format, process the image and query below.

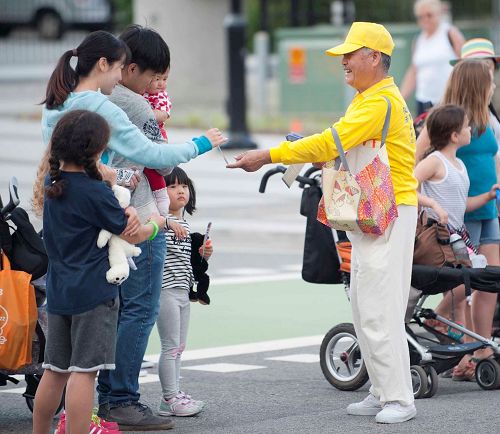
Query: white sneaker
178,390,205,409
375,402,417,424
141,360,155,369
159,393,204,417
346,393,382,416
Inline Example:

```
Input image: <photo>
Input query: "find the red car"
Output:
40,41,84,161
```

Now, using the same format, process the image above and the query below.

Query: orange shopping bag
0,251,37,370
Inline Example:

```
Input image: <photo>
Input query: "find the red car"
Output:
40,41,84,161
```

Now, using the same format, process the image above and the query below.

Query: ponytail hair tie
72,48,78,57
51,179,57,185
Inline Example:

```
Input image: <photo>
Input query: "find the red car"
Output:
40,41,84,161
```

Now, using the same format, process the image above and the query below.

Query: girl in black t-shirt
33,110,165,434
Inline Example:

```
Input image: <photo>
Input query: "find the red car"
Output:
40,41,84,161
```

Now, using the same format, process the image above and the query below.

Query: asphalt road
1,342,499,434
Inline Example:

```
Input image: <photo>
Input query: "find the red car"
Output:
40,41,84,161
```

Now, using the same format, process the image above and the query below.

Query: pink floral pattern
355,155,397,235
317,155,397,235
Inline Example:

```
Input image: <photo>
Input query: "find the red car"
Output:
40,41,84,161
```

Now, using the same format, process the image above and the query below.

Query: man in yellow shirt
228,22,418,424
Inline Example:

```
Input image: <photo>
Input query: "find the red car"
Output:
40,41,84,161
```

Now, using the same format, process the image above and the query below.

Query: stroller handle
0,177,20,219
259,165,287,193
259,165,319,193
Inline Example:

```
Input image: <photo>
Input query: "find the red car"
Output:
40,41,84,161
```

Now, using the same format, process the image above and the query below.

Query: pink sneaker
54,413,65,434
178,391,205,409
159,393,204,417
54,411,121,434
91,413,121,431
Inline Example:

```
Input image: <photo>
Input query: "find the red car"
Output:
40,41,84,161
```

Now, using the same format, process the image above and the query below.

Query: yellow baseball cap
326,22,394,57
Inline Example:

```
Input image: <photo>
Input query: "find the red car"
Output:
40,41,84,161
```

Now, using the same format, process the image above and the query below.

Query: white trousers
348,205,417,406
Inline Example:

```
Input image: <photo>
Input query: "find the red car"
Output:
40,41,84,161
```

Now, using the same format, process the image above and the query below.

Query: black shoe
98,401,174,431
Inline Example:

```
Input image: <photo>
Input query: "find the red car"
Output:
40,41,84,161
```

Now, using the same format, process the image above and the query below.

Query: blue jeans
97,233,166,405
466,218,500,247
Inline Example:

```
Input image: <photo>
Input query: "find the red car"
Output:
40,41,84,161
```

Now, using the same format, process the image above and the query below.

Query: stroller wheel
410,365,429,399
421,366,438,398
24,374,65,414
319,323,368,391
475,358,500,390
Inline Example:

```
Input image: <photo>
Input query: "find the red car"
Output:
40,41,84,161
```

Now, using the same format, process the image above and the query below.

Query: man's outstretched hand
226,149,272,172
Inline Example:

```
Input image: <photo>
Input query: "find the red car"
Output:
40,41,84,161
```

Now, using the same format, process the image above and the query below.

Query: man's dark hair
362,48,391,73
381,53,391,73
119,25,170,74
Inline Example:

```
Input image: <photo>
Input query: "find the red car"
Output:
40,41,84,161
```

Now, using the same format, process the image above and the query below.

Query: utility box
277,26,348,115
277,22,490,115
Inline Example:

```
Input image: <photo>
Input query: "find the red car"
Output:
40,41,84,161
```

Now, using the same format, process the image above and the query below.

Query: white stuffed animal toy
97,184,142,285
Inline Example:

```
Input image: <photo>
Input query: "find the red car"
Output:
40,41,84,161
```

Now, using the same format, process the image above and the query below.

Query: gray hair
362,47,391,73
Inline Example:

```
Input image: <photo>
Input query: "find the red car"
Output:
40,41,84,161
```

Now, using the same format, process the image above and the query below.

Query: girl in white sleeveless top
415,105,499,230
414,105,500,378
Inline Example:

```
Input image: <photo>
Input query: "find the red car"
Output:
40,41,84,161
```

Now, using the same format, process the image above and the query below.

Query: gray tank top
421,151,470,231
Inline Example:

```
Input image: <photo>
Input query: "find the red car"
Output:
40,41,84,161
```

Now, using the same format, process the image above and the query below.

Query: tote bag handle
330,96,392,173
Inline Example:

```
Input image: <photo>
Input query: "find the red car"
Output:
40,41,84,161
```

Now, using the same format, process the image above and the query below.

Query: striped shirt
421,151,469,232
162,215,194,290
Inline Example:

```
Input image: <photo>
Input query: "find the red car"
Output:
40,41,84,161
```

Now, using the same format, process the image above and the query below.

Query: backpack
0,207,48,280
300,184,343,284
413,111,429,139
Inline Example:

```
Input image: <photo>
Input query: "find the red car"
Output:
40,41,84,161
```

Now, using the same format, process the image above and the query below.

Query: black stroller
259,165,500,399
0,177,64,414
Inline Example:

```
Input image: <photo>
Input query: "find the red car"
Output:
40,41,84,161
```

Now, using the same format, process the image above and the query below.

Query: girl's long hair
442,60,492,135
424,104,466,157
42,30,130,109
164,167,196,216
35,110,110,205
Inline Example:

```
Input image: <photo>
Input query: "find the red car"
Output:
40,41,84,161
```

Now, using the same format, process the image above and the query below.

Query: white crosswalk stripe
182,363,266,373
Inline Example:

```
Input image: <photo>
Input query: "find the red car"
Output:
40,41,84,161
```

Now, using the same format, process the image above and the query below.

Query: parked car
0,0,113,39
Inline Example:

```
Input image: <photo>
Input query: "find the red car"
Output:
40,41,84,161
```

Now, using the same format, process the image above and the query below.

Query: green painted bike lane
146,278,440,354
146,279,349,354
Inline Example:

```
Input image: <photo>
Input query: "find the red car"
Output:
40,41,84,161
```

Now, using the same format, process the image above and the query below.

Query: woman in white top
401,0,464,114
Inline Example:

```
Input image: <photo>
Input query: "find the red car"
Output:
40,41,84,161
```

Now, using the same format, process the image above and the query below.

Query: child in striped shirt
156,167,212,417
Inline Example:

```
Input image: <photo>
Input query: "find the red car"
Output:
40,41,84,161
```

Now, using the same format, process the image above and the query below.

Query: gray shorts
42,297,119,373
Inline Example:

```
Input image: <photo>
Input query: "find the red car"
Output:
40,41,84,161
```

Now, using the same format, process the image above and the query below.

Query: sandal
424,318,464,342
452,357,479,382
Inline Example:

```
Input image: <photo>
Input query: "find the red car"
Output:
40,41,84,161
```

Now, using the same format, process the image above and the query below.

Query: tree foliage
245,0,492,42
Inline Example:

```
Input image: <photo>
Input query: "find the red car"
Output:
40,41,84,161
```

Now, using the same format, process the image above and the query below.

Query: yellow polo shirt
270,77,418,206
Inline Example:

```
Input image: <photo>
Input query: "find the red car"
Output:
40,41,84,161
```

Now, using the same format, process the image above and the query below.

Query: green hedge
246,0,492,50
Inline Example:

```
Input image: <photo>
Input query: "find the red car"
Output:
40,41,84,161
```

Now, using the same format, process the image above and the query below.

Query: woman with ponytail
32,110,165,434
34,29,224,216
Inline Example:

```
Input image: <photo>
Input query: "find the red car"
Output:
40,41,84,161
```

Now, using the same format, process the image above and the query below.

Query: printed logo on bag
0,303,8,345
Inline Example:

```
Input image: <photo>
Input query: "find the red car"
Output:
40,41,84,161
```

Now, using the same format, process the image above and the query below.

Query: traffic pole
223,0,257,149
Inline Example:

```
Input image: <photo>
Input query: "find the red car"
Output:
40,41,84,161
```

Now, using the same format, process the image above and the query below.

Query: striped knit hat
450,38,500,65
